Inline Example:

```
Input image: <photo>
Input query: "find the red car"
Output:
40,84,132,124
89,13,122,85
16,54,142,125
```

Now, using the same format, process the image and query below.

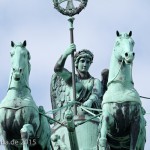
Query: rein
7,65,31,92
105,54,150,101
107,59,124,87
140,96,150,99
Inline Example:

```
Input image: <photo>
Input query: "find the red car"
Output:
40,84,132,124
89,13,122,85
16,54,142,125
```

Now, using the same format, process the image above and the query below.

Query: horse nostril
133,52,135,56
19,69,22,73
125,53,128,57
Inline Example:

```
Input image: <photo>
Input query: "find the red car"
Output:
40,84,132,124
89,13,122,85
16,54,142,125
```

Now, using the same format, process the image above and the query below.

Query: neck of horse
107,52,134,88
7,67,31,97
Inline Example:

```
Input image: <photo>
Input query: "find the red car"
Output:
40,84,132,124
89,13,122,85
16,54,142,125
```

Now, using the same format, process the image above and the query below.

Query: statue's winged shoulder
50,72,70,109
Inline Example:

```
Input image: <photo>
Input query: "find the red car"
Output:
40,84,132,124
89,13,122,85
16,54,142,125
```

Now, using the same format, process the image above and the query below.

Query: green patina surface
0,1,147,149
0,41,51,150
50,43,102,149
98,31,146,150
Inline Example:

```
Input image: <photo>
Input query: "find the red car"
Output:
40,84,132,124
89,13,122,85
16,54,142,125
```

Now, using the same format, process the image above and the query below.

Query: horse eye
116,41,120,46
132,41,135,46
10,52,14,57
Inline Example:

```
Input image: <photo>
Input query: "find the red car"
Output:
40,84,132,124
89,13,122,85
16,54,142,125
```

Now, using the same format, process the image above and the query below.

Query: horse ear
116,31,120,37
11,41,15,47
22,40,27,47
129,31,132,37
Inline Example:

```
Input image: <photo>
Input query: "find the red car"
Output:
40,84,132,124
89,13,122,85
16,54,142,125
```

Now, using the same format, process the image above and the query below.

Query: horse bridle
7,64,31,92
107,56,133,87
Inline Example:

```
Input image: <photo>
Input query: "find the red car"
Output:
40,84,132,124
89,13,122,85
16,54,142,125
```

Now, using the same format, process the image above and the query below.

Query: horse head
10,40,31,81
114,31,135,64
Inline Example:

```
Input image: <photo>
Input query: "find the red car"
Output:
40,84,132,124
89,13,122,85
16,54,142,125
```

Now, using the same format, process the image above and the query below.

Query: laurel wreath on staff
53,0,88,16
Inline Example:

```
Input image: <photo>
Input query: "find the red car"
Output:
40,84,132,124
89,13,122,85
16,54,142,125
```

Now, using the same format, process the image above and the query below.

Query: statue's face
77,57,91,73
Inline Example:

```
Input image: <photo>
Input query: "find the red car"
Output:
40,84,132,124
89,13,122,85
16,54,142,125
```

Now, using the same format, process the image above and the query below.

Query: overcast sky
0,0,150,149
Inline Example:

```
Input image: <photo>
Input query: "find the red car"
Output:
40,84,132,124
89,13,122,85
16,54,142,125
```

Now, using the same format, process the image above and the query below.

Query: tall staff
53,0,88,114
52,1,88,149
68,17,77,114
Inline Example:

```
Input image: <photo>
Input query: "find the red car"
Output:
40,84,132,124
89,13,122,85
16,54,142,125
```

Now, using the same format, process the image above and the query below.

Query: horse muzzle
13,73,21,81
124,52,135,64
12,68,23,81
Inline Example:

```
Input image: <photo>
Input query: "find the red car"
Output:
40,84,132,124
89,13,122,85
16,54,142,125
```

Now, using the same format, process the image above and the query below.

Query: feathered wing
50,73,70,120
50,71,105,119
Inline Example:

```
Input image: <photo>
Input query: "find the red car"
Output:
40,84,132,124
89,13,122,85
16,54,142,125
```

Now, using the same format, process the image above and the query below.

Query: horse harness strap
0,105,38,111
7,65,31,93
7,85,31,92
107,59,124,87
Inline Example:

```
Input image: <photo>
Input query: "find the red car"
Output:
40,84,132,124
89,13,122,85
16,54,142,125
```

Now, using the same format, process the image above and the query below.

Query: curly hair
74,49,94,68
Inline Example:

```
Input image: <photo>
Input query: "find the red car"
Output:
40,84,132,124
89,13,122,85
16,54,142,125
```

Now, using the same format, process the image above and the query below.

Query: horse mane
15,43,31,74
27,50,31,74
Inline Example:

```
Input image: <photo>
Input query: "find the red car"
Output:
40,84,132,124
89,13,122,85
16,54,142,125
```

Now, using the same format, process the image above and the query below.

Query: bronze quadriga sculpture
0,36,146,150
0,0,147,149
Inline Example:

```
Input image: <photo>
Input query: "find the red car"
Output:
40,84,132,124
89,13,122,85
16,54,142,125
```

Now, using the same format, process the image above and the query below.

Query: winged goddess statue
50,44,102,121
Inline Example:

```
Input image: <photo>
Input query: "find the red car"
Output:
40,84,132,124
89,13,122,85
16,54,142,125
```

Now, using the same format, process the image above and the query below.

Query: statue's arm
89,78,102,103
54,44,76,84
54,55,72,84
